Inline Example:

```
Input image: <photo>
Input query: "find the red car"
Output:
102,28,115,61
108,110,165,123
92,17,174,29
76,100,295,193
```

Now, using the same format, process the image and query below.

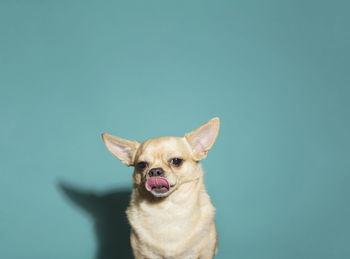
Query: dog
102,117,220,259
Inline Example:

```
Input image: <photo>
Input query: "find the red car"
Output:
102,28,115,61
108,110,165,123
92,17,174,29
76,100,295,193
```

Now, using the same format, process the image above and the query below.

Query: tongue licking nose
145,177,170,193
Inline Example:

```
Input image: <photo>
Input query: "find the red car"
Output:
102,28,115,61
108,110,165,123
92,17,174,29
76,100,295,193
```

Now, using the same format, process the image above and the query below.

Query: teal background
1,1,349,258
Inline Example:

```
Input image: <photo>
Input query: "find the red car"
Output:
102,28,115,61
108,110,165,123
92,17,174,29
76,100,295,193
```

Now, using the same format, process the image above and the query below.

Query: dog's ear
101,133,139,166
185,117,220,161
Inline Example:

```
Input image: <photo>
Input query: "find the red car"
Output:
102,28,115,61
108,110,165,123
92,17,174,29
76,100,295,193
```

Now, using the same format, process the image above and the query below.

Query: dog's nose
148,167,164,177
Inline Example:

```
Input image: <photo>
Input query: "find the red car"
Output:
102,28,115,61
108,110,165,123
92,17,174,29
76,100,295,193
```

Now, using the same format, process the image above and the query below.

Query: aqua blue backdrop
1,1,349,258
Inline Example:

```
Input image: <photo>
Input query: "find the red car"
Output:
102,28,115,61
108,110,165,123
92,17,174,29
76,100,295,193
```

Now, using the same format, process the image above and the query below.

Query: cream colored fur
102,118,220,259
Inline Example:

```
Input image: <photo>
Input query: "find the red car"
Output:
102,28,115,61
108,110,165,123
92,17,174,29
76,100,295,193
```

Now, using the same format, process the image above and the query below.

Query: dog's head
102,118,219,198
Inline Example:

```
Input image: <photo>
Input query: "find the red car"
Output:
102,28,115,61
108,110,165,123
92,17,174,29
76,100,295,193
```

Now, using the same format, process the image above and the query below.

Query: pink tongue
145,177,169,191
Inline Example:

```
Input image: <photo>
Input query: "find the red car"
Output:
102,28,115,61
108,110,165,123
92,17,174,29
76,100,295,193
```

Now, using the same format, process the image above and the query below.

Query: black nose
148,167,164,177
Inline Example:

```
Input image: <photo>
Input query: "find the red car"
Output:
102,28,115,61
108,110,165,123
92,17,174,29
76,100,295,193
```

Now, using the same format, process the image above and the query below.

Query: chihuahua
102,117,220,259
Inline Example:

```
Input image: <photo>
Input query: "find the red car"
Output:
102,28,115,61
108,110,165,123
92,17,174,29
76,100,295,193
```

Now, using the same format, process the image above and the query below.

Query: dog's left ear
101,133,139,166
185,117,220,161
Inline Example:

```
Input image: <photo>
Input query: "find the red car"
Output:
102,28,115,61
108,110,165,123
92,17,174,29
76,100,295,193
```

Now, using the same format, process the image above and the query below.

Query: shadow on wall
58,182,133,259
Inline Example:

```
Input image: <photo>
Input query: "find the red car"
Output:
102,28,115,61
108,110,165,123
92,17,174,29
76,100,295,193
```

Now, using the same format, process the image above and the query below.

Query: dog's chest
126,183,217,258
136,199,200,240
127,194,215,257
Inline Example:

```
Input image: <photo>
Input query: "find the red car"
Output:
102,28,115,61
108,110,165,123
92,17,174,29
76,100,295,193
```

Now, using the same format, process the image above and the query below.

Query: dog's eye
170,158,183,167
137,161,148,169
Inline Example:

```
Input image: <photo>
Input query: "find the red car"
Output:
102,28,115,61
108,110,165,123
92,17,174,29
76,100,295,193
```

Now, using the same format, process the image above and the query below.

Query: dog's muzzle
145,177,170,194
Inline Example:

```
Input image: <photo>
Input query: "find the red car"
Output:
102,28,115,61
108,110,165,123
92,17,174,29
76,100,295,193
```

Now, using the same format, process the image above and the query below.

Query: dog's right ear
101,133,139,167
185,117,220,161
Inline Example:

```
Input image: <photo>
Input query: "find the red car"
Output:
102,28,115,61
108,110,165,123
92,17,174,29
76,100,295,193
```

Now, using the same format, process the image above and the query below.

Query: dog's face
132,136,200,197
102,118,219,198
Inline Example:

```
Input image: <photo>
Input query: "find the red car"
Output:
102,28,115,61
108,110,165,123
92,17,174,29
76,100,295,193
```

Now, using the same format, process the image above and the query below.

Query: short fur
102,118,220,259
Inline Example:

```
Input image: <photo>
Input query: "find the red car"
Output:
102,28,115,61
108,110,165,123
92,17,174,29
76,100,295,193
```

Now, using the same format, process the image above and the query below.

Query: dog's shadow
58,182,133,259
